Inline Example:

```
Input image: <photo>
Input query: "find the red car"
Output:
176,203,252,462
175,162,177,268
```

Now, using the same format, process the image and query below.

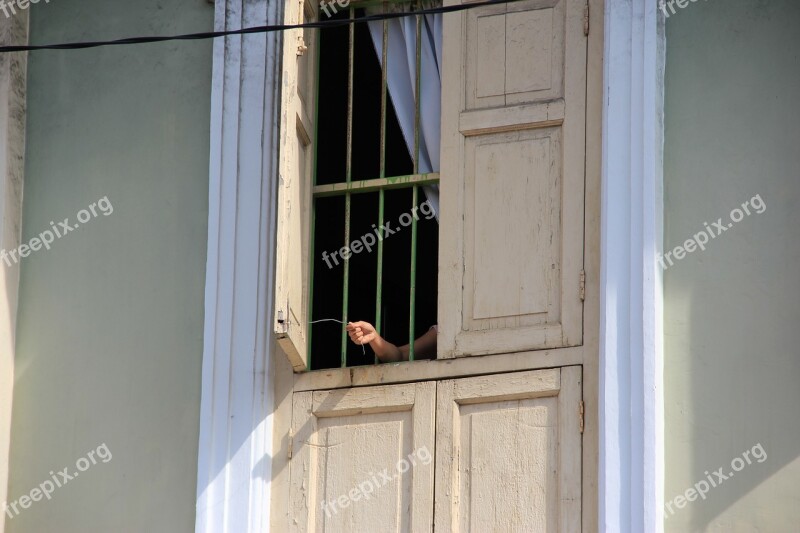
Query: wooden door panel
290,382,435,532
434,367,582,532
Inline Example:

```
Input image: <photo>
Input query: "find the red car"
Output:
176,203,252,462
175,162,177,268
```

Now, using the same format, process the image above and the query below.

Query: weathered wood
275,0,317,371
438,0,587,359
290,382,436,532
293,346,584,392
435,368,582,532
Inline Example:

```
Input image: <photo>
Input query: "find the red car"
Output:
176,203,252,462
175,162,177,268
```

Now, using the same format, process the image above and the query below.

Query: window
276,0,443,371
276,0,589,371
309,4,442,369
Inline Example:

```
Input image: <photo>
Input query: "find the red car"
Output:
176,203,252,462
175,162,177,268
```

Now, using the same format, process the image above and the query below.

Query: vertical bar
379,11,389,180
341,7,356,367
375,7,389,364
413,9,422,173
374,190,384,364
408,6,423,361
408,185,418,361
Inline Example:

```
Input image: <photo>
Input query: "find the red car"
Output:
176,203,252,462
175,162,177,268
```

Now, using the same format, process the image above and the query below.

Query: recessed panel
466,127,562,328
506,8,553,94
459,398,559,532
466,0,564,110
475,13,507,99
313,412,413,532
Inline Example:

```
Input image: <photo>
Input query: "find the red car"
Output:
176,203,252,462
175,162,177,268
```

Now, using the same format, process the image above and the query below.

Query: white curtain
368,11,442,222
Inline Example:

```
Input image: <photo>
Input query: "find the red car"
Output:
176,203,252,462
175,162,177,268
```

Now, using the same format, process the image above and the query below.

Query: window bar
409,185,419,361
413,11,422,174
408,9,423,361
375,13,389,364
379,13,388,180
341,7,356,368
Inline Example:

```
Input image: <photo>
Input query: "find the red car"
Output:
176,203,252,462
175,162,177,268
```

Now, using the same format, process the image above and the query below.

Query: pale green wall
5,1,213,532
664,0,800,531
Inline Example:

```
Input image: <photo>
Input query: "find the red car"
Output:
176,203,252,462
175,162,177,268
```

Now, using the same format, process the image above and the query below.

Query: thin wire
0,0,524,54
309,318,366,355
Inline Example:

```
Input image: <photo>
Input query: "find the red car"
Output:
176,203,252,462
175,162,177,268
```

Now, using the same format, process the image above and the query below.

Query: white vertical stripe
600,0,664,531
196,0,281,531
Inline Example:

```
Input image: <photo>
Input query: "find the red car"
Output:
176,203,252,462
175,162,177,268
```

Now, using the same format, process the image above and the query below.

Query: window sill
293,345,584,391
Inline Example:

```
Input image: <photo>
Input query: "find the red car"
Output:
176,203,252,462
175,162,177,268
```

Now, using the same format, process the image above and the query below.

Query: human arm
346,321,437,362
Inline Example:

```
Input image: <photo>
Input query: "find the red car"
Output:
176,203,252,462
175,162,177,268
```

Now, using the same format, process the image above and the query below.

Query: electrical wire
309,318,366,355
0,0,525,54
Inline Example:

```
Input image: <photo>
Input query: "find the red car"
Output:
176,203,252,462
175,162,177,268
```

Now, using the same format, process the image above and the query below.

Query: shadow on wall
663,0,800,530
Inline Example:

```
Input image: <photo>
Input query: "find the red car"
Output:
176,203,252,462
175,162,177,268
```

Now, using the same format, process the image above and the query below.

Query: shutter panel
275,0,317,371
434,367,582,531
290,382,436,532
438,0,587,357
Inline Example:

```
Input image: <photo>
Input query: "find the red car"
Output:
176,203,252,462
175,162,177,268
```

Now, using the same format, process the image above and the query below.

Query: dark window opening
309,9,439,370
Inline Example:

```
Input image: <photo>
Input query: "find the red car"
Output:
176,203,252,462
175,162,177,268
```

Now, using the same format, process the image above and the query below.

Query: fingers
346,322,374,345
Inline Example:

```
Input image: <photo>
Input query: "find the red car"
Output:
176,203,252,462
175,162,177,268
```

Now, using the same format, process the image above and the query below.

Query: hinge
579,269,586,301
288,429,293,459
583,3,590,36
277,309,288,334
579,401,585,433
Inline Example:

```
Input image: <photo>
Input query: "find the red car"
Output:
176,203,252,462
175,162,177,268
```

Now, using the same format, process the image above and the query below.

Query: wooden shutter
275,0,317,371
290,382,436,532
438,0,587,357
434,367,582,531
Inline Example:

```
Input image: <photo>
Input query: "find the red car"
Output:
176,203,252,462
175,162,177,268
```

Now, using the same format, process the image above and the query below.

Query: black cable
0,0,523,53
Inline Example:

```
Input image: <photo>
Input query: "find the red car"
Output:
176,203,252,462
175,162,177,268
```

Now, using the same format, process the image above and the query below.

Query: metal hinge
277,309,288,334
288,430,293,459
579,269,586,301
297,0,309,55
579,401,585,433
583,3,590,36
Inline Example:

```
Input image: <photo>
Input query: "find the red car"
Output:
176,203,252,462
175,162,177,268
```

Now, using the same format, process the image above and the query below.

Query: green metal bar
341,196,351,367
374,189,384,364
380,13,388,180
408,185,418,361
413,9,422,173
341,8,356,367
407,5,422,361
313,173,440,196
346,8,354,183
375,14,388,365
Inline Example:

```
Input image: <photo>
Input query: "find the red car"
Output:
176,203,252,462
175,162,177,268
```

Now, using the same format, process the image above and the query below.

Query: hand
346,321,377,346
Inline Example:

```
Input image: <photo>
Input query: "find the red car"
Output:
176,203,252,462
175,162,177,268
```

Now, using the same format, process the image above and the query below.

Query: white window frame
599,0,665,531
195,1,667,532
